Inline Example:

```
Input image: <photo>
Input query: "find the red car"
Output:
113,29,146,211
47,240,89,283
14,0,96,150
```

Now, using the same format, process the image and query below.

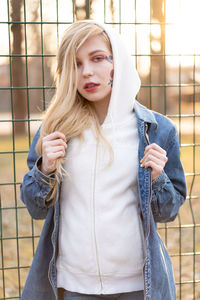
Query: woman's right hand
41,131,67,175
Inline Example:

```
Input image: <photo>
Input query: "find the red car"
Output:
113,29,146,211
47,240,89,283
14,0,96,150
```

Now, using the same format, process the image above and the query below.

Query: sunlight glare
166,0,200,67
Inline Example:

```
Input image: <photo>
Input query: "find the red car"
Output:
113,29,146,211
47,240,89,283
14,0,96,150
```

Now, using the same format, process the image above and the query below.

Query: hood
85,20,141,126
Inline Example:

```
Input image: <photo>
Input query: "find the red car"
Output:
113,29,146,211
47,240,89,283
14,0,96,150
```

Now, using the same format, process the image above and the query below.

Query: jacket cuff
26,157,57,208
151,171,167,217
33,156,56,185
152,171,167,191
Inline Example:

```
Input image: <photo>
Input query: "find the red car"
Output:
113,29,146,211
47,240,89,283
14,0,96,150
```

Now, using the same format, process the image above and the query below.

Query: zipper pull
144,123,152,184
144,123,150,145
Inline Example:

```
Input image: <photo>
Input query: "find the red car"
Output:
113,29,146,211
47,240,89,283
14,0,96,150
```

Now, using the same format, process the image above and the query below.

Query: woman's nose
82,63,94,77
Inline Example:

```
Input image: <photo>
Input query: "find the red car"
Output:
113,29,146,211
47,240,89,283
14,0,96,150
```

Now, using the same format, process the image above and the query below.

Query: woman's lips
84,83,100,92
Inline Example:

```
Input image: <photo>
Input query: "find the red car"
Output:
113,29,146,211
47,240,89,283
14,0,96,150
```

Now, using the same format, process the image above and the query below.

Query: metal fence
0,0,200,299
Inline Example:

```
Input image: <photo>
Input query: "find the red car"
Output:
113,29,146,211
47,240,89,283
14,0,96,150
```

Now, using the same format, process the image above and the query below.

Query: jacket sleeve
20,128,56,220
151,126,187,223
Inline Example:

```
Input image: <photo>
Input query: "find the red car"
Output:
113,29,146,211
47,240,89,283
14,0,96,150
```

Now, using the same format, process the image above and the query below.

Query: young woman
20,20,186,300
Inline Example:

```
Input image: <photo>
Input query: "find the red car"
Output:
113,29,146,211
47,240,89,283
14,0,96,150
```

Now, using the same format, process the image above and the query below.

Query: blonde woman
20,20,186,300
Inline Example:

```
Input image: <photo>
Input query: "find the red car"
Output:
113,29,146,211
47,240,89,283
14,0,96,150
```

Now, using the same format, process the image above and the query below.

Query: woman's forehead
76,35,111,57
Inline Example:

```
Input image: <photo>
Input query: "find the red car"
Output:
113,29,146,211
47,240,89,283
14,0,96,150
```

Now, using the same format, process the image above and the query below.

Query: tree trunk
110,0,115,22
11,0,26,135
150,0,165,114
74,0,90,20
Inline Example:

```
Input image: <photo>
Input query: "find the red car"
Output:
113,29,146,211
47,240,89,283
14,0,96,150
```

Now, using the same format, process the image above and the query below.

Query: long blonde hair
36,21,113,203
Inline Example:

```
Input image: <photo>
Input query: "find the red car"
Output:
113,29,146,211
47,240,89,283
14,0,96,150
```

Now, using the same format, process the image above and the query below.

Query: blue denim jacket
20,101,186,300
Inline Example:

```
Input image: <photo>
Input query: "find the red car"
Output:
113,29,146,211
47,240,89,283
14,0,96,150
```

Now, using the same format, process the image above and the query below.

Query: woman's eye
93,56,104,62
76,61,81,67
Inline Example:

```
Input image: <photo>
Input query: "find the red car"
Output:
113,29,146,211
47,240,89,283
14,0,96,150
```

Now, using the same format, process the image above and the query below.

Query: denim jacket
20,101,186,300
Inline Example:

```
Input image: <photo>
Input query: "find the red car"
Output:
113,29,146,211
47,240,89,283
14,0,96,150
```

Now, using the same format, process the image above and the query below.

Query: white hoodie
56,21,145,294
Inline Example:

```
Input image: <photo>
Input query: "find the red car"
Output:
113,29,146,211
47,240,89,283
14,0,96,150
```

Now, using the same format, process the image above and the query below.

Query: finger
141,156,167,170
43,131,66,143
43,138,67,149
47,145,67,154
144,160,164,181
42,151,65,175
141,159,163,179
142,149,168,164
143,159,163,170
45,151,66,161
141,154,167,167
144,143,166,155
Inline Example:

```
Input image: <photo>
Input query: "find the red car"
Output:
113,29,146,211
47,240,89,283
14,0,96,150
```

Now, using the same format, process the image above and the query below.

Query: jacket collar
134,100,158,127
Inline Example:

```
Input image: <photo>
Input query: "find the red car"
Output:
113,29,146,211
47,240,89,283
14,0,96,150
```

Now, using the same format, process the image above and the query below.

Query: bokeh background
0,0,200,299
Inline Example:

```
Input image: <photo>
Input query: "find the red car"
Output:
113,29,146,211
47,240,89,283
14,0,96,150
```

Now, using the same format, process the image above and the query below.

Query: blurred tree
150,0,165,113
11,0,26,135
74,0,91,20
110,0,115,22
28,0,54,113
74,0,115,24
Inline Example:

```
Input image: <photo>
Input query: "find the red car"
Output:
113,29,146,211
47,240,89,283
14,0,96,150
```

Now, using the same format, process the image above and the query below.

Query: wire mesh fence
0,0,199,299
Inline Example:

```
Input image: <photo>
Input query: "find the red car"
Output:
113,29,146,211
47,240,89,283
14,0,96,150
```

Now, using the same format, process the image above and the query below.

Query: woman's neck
92,97,110,125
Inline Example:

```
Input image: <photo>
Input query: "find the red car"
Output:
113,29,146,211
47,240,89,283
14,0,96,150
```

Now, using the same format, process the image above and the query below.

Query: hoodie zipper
48,184,61,300
143,123,152,300
92,143,103,292
48,205,58,300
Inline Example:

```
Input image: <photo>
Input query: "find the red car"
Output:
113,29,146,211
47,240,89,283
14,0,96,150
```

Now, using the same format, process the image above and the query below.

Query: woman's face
76,35,114,109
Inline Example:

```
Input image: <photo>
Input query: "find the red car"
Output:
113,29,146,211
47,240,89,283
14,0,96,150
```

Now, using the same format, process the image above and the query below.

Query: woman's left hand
140,143,168,181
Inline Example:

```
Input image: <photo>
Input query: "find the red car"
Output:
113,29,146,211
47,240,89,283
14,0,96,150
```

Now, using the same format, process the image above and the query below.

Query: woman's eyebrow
76,50,108,60
88,49,107,56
